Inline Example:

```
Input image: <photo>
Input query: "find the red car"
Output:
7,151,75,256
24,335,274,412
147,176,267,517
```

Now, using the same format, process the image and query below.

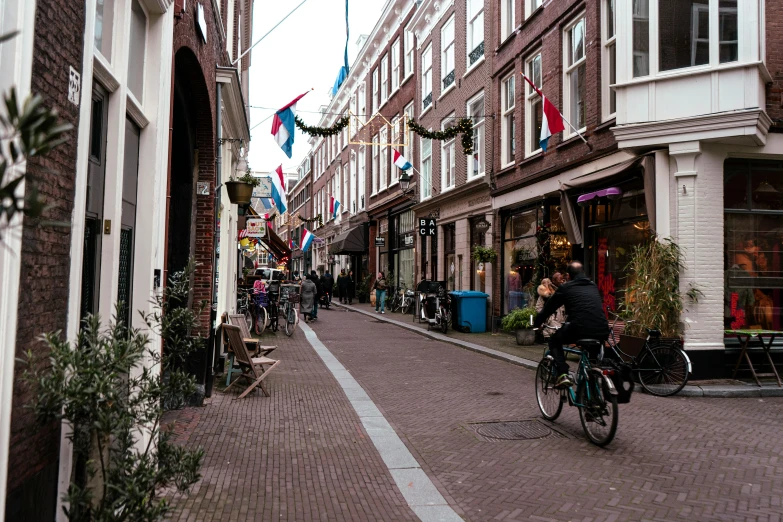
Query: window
402,103,414,161
501,75,516,167
128,0,146,101
603,0,616,119
379,126,388,190
421,136,432,199
441,16,455,91
404,28,414,77
467,93,484,178
467,0,484,66
501,0,515,41
391,39,400,91
527,0,542,17
359,83,366,118
343,163,349,213
632,0,650,77
441,114,456,191
381,54,389,104
564,17,587,133
525,54,542,156
372,138,379,194
342,111,348,149
719,1,738,63
659,0,711,71
358,148,366,209
422,44,433,110
390,116,399,185
94,0,115,60
372,68,379,114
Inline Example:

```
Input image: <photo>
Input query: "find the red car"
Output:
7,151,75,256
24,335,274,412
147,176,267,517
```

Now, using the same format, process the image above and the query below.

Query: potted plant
620,236,687,356
502,306,538,345
357,275,372,303
472,245,498,264
225,171,260,205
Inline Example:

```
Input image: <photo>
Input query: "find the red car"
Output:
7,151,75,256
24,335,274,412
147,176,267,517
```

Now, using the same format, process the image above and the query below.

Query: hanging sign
418,218,436,236
252,178,272,198
375,237,385,247
403,233,414,247
246,218,265,238
473,218,490,234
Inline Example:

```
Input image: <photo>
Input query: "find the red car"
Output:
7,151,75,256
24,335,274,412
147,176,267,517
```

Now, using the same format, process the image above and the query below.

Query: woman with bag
535,278,565,337
374,272,388,314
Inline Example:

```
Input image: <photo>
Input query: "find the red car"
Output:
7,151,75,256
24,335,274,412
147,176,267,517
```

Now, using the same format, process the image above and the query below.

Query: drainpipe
205,83,222,398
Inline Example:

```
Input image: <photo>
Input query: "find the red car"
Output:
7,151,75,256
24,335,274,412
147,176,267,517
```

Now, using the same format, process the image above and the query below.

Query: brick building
0,0,255,518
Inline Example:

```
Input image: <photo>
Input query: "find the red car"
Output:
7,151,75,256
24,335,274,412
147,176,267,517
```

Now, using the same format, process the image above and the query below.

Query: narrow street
166,307,783,522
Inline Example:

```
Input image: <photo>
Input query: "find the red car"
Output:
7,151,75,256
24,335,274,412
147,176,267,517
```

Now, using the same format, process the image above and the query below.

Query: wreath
408,118,474,156
298,213,324,228
294,116,350,137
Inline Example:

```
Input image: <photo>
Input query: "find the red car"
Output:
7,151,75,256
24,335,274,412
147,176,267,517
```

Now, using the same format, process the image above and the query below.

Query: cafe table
725,329,783,387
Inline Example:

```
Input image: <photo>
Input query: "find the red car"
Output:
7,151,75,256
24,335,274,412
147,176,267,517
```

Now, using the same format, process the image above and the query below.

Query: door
117,118,140,327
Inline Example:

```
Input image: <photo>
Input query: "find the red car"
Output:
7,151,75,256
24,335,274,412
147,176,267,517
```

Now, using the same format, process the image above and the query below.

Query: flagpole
520,72,591,150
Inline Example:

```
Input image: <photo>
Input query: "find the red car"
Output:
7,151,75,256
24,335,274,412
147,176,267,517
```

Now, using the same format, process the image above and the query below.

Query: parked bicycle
279,284,300,337
606,308,691,397
236,288,254,332
535,325,621,446
389,285,414,314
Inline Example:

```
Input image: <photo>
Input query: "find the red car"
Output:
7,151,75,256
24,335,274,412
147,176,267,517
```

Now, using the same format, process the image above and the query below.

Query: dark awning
559,154,656,245
260,226,292,261
329,225,366,255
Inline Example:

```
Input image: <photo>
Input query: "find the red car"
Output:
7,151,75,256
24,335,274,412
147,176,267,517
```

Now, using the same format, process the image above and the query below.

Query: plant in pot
502,306,538,345
357,275,372,303
225,170,260,206
620,236,687,356
472,246,498,264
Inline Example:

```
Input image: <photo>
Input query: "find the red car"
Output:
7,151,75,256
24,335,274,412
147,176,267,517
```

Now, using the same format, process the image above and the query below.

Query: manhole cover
469,420,566,441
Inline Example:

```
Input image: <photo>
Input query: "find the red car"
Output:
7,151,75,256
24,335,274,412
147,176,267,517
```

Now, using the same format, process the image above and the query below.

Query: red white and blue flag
392,150,412,171
271,91,309,158
301,228,315,252
270,165,287,214
329,196,340,219
522,74,565,152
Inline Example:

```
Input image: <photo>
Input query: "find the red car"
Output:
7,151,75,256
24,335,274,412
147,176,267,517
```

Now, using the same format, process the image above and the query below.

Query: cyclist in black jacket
534,261,609,388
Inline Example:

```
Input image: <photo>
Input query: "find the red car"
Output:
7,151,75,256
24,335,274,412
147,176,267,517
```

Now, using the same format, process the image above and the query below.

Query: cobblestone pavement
165,307,783,521
316,307,783,522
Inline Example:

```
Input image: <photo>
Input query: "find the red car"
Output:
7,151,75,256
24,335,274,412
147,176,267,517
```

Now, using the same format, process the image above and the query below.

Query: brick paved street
166,307,783,521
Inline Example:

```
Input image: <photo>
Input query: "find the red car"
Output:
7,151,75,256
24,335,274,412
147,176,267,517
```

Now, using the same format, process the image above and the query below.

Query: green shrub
501,306,537,331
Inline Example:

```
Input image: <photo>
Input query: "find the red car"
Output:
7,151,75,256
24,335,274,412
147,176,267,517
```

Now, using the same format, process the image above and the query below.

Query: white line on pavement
299,321,464,522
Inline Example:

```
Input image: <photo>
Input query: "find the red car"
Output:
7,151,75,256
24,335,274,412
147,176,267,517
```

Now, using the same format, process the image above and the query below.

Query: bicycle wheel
242,309,253,332
254,307,267,335
577,375,618,447
269,304,278,332
284,306,297,337
440,307,449,334
401,298,410,315
637,344,689,397
535,359,563,421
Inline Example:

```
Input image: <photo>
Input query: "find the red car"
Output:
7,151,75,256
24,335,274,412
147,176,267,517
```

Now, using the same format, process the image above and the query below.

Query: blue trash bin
449,291,488,333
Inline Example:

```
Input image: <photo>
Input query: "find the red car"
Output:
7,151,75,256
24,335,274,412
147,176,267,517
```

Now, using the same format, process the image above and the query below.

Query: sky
247,0,387,174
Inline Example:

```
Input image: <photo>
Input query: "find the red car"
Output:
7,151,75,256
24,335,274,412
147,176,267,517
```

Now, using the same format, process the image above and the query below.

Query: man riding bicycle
534,261,609,389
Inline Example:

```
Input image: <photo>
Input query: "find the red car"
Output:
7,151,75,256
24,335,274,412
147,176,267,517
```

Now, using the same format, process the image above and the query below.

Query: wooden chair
223,324,280,398
224,315,276,386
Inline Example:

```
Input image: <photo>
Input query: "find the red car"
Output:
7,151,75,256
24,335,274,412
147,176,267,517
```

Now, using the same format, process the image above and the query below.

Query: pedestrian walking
374,272,388,313
336,269,347,303
300,275,317,322
535,278,565,337
308,271,321,319
321,271,334,304
346,270,355,305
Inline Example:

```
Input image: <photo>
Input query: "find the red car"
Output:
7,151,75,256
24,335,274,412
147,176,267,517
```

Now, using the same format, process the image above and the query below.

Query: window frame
421,134,432,200
501,0,515,42
372,137,379,195
441,16,456,92
441,113,456,192
501,74,516,168
526,0,543,19
380,54,389,105
379,126,388,190
372,68,379,114
602,0,616,121
422,44,433,111
467,91,485,179
524,53,543,157
467,0,484,66
402,102,414,163
391,38,401,92
404,27,414,78
563,15,587,138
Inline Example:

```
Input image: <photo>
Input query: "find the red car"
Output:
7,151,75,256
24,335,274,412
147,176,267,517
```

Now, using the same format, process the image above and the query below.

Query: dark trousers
548,324,607,375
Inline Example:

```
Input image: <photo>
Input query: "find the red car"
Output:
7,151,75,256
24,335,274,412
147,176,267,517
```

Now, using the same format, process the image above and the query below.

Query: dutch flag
301,228,315,252
271,91,309,158
393,150,412,171
270,165,287,215
330,196,340,219
522,74,565,152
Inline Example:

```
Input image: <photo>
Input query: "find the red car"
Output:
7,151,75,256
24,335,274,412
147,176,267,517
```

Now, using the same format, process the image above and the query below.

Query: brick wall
766,0,783,129
6,0,85,519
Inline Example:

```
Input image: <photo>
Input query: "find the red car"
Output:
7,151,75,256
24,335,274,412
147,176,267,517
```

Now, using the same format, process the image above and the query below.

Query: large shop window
444,223,456,290
393,210,415,291
724,159,783,331
502,203,570,314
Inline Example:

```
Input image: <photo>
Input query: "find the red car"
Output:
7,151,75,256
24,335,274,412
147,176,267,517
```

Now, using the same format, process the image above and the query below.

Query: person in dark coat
345,270,356,305
308,271,321,318
336,270,347,302
321,271,335,303
534,261,609,388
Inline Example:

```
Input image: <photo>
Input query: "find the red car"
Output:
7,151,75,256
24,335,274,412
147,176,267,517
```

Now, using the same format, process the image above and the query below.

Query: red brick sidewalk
163,324,418,522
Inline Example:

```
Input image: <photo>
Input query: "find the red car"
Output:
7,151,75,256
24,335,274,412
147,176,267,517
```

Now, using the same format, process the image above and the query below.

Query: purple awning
576,187,623,206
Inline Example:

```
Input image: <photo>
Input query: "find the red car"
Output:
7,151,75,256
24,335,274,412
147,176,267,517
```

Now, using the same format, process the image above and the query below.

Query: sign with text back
418,218,436,236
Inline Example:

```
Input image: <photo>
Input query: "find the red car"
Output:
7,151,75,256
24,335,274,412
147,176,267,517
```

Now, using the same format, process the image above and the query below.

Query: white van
252,267,284,285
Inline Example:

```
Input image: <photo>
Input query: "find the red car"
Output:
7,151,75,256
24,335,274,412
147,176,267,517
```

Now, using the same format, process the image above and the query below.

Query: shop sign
473,218,490,234
245,219,265,238
375,236,385,247
418,218,436,236
403,233,414,247
252,178,272,198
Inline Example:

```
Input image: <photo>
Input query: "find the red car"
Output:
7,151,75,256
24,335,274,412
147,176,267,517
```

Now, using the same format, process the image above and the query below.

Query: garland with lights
408,118,474,155
295,116,350,137
298,213,324,228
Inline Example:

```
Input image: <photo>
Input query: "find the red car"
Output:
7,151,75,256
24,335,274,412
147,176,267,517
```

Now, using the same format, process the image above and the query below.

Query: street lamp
399,171,412,192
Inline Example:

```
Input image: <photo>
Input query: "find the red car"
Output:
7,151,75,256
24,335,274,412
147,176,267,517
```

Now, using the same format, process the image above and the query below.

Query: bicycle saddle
575,339,603,347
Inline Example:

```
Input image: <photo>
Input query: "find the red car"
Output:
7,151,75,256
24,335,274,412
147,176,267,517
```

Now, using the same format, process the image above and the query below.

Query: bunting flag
330,196,340,219
270,165,288,214
301,228,315,252
521,73,565,152
271,91,310,158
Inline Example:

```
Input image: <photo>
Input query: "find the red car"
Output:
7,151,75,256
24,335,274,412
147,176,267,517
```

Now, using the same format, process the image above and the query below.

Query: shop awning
259,226,292,261
329,225,366,255
559,154,656,245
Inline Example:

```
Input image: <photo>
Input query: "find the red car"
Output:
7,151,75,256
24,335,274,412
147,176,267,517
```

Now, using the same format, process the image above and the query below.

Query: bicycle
252,291,269,335
236,289,253,332
606,309,691,397
279,284,300,337
535,325,620,447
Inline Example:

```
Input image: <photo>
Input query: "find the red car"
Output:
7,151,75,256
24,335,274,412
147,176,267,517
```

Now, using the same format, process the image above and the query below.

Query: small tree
23,261,205,521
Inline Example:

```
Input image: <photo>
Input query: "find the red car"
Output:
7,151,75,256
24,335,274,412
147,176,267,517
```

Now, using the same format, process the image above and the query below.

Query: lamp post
399,171,412,193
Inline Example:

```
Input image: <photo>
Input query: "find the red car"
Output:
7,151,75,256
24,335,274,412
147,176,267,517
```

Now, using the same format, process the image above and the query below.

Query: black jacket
534,275,609,339
321,274,335,292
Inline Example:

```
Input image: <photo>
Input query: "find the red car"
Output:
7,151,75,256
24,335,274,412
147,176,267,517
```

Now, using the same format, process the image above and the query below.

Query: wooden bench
223,324,280,398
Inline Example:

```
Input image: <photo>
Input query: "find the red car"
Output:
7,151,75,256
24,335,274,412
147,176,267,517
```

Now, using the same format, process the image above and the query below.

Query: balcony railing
423,92,432,110
442,70,455,90
469,41,484,66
